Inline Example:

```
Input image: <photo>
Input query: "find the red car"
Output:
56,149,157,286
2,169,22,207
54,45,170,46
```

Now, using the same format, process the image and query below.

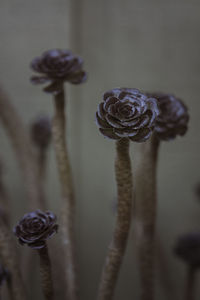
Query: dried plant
30,49,87,300
96,88,159,300
135,92,189,300
14,210,58,300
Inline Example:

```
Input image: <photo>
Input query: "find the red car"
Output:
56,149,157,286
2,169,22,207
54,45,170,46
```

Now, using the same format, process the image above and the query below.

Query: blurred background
0,0,200,299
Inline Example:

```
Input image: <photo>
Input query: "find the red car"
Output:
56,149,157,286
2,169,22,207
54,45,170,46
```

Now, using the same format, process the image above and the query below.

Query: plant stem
156,235,176,300
0,219,26,300
52,86,77,300
134,134,159,300
36,149,48,210
97,138,133,300
0,86,40,210
0,160,11,227
185,265,196,300
38,246,54,300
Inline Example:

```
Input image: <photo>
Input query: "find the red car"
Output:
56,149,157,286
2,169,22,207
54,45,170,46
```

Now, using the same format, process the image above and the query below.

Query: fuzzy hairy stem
185,265,196,300
52,86,77,300
0,86,41,210
38,246,54,300
97,138,133,300
134,134,159,300
0,219,26,300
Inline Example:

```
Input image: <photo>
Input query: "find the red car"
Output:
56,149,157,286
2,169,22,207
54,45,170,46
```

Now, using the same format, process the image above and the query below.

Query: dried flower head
31,116,52,150
30,49,87,94
147,93,189,141
174,233,200,268
96,88,159,142
13,210,58,250
0,265,8,287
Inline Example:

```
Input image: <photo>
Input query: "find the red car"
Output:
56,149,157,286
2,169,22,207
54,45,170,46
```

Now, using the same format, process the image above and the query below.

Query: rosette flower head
174,233,200,268
31,115,52,149
147,93,189,141
96,88,159,142
30,49,87,94
13,210,58,249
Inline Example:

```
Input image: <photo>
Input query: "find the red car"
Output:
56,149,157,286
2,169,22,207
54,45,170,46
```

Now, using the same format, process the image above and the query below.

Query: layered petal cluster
96,88,159,142
147,93,189,141
174,233,200,268
31,116,52,149
30,49,87,94
13,210,58,249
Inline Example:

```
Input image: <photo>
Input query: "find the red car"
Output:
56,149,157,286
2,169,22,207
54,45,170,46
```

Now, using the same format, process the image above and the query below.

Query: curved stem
52,86,77,300
0,159,11,227
36,149,48,210
185,265,196,300
38,246,54,300
156,235,176,300
97,138,133,300
0,86,41,210
134,134,159,300
0,219,26,300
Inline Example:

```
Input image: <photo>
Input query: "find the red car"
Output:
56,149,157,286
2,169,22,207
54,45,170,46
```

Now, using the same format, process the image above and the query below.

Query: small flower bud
31,116,52,150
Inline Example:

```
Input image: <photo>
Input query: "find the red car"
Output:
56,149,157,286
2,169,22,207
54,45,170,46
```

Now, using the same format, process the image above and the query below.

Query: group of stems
0,83,192,300
0,84,162,300
0,86,41,210
0,218,26,300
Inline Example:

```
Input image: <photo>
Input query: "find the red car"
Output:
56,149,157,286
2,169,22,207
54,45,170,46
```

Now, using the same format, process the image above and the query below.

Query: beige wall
0,0,200,299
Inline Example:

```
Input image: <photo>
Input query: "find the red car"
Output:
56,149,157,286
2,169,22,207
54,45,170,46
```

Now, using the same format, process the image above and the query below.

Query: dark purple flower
96,88,159,142
31,115,52,149
30,49,87,94
147,93,189,141
174,233,200,268
13,210,58,250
